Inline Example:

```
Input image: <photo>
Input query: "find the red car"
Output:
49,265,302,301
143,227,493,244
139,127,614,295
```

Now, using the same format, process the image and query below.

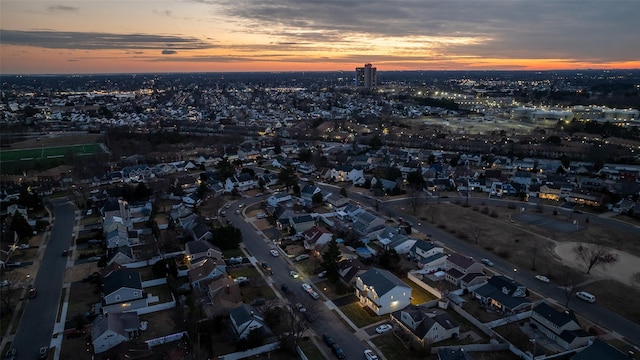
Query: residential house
224,172,256,193
300,184,322,202
286,214,316,234
352,210,385,237
472,275,531,314
229,304,269,339
302,226,333,250
329,165,365,185
267,192,292,207
567,188,607,207
391,305,460,346
325,193,349,209
189,221,213,242
337,258,367,285
101,268,147,314
106,246,135,266
91,312,140,354
409,241,446,269
570,339,630,360
355,267,412,315
531,302,591,350
185,240,224,263
188,258,225,292
444,253,484,286
205,277,242,318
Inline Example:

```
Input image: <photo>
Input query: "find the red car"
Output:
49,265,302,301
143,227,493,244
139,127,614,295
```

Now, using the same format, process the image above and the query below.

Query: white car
375,324,392,334
364,349,378,360
289,271,299,278
481,258,494,267
535,275,550,283
270,249,279,257
234,276,248,283
308,290,320,300
301,283,313,292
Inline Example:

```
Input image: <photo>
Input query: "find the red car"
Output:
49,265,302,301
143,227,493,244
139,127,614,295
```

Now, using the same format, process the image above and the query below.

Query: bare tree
573,243,618,274
408,188,423,215
557,271,584,307
276,298,319,353
469,225,482,245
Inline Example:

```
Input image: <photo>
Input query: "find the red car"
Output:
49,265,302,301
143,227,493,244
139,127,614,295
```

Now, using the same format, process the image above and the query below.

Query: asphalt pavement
11,200,76,359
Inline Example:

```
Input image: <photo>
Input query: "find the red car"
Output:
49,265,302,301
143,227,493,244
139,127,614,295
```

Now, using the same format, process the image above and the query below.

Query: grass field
0,143,102,162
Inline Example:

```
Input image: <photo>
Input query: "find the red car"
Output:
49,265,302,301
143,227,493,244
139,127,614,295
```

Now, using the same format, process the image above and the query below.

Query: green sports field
0,143,103,162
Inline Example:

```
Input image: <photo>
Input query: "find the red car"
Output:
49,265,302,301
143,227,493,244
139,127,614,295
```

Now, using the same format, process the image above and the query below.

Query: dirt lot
399,196,640,321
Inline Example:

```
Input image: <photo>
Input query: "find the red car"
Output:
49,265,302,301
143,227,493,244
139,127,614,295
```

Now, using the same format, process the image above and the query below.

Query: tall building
355,63,377,89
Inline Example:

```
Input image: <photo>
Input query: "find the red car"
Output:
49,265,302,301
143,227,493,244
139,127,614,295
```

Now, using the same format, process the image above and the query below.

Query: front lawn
339,303,386,328
298,337,326,360
371,333,424,360
227,266,261,279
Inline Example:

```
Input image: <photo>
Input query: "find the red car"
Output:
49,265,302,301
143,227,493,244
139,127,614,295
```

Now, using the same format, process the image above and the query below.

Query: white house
267,192,292,207
302,226,333,250
91,313,140,354
355,267,412,315
229,304,268,339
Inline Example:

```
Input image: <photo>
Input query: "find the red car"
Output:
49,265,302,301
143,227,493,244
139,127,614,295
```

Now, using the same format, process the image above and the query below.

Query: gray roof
92,312,139,343
358,267,410,296
533,302,579,328
230,303,262,326
102,268,142,296
410,240,438,253
186,240,219,255
291,214,314,224
571,339,628,360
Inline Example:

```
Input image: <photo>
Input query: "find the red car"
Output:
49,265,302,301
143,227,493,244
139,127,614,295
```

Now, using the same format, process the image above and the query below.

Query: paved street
11,200,76,359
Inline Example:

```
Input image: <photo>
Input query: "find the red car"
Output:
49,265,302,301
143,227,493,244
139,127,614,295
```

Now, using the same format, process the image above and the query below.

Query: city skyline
1,0,640,75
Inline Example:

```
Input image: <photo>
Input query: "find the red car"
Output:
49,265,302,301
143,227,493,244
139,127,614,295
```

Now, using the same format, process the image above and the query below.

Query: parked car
62,249,69,256
270,249,279,257
535,275,550,283
295,254,309,262
331,344,345,359
481,258,494,267
364,349,378,360
281,284,293,295
317,270,327,278
376,324,392,334
322,334,335,347
295,303,306,313
289,271,299,278
250,298,266,306
0,280,9,288
3,348,16,360
234,276,249,284
257,212,266,219
27,286,37,299
301,283,313,292
308,290,320,300
38,346,48,359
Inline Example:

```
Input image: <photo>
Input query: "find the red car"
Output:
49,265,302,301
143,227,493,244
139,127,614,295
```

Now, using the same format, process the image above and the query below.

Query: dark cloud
0,29,213,50
47,5,79,13
162,49,177,55
199,0,640,63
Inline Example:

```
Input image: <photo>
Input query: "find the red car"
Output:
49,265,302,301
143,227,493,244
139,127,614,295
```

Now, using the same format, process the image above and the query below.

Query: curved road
12,200,75,358
226,200,368,359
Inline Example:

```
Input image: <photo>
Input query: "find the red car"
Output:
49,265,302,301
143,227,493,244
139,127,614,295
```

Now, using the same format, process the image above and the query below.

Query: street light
513,268,518,282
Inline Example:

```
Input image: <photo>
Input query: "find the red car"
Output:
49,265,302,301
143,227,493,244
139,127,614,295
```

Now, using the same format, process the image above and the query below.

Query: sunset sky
2,0,639,74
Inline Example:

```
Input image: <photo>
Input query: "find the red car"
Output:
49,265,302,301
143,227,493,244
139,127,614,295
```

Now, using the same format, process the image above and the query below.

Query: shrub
490,211,499,218
438,224,447,229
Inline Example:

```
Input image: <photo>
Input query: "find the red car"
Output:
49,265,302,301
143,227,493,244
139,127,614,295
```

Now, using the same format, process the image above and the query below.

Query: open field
0,143,103,162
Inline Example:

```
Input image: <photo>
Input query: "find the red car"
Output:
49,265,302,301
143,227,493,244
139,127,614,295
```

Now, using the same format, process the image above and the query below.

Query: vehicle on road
225,204,231,209
576,291,596,303
270,249,279,257
235,209,240,215
17,244,30,249
3,348,16,360
39,346,48,359
308,290,320,300
289,271,299,278
220,211,226,217
364,349,378,360
238,203,244,208
261,262,273,275
376,324,392,334
535,275,550,283
301,283,313,292
62,249,69,256
294,254,309,262
481,258,494,267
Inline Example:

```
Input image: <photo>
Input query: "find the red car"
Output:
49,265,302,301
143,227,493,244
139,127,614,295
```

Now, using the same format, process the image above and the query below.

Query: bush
438,224,447,229
489,211,499,218
481,207,490,214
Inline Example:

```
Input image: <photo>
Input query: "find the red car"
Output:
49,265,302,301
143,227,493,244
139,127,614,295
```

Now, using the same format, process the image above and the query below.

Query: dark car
39,346,48,359
280,284,293,295
62,249,69,256
331,343,345,359
322,334,335,347
4,349,16,360
27,286,37,299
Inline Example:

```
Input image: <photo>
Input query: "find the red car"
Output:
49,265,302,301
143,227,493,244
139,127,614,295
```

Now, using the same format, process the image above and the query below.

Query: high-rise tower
355,63,377,89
